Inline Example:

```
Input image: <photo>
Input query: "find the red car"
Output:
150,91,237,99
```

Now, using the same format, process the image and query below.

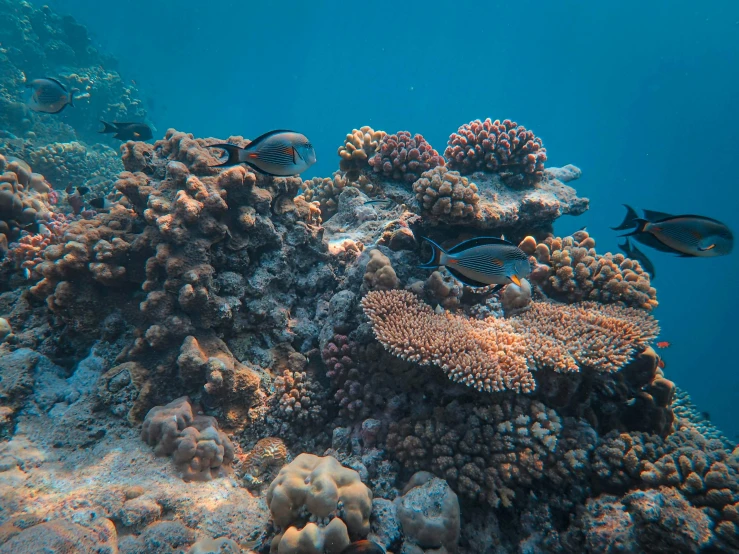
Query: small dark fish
99,120,153,141
618,238,656,279
340,540,384,554
701,411,711,421
364,198,394,206
621,211,733,257
25,77,77,114
206,130,316,176
65,185,89,196
89,197,112,210
67,194,84,215
420,236,531,291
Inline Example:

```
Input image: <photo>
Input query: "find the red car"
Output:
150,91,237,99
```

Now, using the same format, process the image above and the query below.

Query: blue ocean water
40,0,739,438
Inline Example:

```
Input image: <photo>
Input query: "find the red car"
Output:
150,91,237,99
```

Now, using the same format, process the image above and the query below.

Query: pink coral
368,131,444,183
444,118,547,187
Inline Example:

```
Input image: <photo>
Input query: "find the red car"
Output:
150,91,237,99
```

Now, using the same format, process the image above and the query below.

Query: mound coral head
445,118,547,187
369,131,444,183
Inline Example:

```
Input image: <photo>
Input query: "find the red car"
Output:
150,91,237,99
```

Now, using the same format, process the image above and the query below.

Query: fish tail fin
418,237,446,269
207,143,243,167
611,204,640,230
99,120,117,134
619,218,650,237
69,88,79,107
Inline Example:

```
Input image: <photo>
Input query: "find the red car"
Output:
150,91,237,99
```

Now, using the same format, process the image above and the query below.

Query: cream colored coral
272,520,351,554
266,454,372,536
338,126,386,177
363,249,399,291
361,290,660,393
413,167,479,220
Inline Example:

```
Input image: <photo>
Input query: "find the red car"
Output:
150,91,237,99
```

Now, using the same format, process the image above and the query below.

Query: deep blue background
41,0,739,438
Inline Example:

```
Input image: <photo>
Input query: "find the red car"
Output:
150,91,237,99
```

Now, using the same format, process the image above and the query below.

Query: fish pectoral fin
698,243,715,251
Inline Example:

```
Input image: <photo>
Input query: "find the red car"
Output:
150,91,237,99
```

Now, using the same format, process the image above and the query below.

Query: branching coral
272,368,328,425
444,118,547,187
412,166,479,221
361,290,659,394
338,126,386,180
520,230,658,310
302,171,377,219
387,396,563,508
361,290,534,394
368,131,444,183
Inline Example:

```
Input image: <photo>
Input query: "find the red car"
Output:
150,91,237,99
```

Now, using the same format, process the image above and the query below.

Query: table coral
369,131,444,184
338,126,387,180
444,118,547,187
267,454,373,553
361,290,658,394
141,396,234,482
521,229,658,310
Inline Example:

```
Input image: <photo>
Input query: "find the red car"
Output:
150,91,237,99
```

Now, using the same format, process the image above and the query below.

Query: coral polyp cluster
444,118,547,187
338,126,386,179
368,131,444,183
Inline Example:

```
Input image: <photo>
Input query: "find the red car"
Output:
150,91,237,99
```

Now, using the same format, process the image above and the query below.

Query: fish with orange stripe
206,129,316,176
419,236,532,293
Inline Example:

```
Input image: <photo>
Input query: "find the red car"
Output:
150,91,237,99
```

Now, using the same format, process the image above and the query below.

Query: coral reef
0,153,54,244
521,229,658,310
237,437,288,489
369,131,444,184
302,171,376,220
444,118,547,187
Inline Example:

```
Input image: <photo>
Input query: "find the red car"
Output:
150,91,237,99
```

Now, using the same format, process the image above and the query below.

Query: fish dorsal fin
246,129,297,150
448,236,514,254
45,77,68,92
446,266,490,288
656,214,728,226
642,209,675,222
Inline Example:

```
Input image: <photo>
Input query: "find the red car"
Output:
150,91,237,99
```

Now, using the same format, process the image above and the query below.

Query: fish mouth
509,275,522,287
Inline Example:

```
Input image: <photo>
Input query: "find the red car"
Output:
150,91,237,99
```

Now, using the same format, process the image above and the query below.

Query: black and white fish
617,206,733,257
206,130,316,176
419,236,532,292
25,78,77,114
99,120,153,141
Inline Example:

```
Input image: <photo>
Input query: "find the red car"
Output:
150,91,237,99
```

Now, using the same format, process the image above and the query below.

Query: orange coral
361,290,534,394
522,230,658,310
361,290,660,394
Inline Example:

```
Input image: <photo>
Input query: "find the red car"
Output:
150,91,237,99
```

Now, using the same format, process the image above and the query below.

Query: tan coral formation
413,166,480,221
338,126,386,179
362,249,400,291
267,454,373,553
238,437,288,489
302,171,376,219
141,396,234,482
361,290,659,394
520,230,657,310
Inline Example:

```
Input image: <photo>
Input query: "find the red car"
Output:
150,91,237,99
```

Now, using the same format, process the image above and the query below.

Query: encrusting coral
237,437,288,489
362,249,400,291
520,230,658,310
444,118,547,187
267,454,373,553
140,396,234,482
361,290,659,394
